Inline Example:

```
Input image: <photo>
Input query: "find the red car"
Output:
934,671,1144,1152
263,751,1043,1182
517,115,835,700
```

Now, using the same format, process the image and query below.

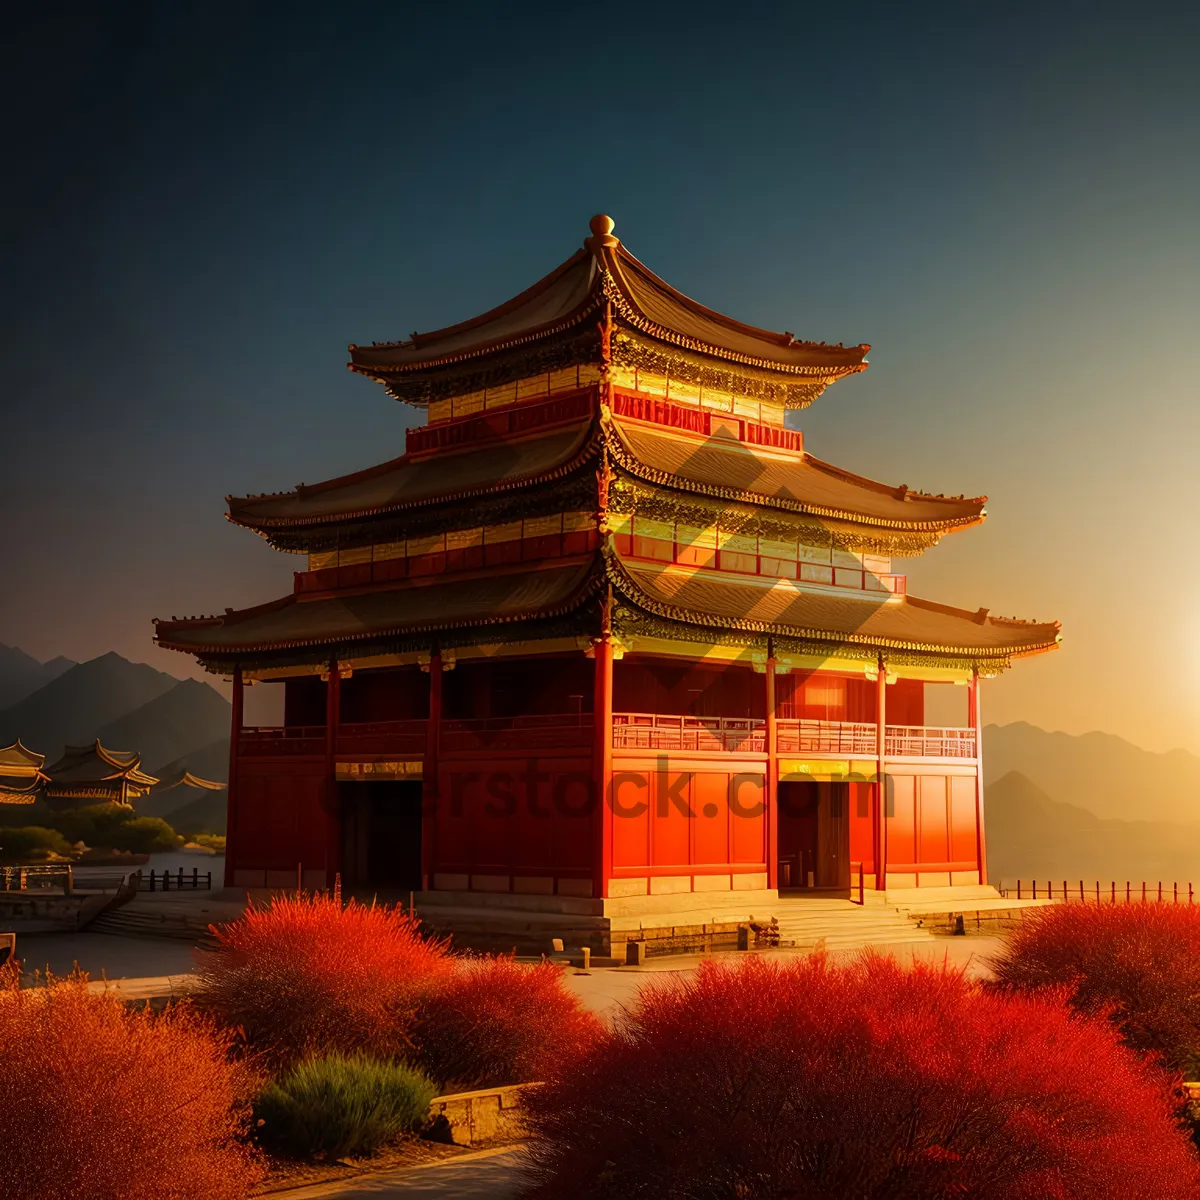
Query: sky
2,2,1198,751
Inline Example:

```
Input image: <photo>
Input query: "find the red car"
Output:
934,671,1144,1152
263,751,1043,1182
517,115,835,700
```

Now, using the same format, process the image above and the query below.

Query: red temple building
155,215,1059,949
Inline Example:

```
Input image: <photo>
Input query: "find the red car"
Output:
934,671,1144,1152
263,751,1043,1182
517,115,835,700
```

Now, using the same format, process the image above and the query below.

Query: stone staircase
87,892,247,946
772,897,938,952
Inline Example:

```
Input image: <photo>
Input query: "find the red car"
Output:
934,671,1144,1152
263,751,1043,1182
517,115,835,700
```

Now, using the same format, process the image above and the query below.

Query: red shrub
194,891,451,1066
524,953,1200,1199
988,902,1200,1075
0,968,262,1200
412,957,601,1088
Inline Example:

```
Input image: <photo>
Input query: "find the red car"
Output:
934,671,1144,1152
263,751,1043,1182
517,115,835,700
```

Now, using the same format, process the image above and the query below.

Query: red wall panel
888,679,925,726
234,761,329,872
614,660,764,719
950,775,979,865
650,770,692,867
886,774,916,866
917,775,950,863
692,774,729,866
848,781,876,873
609,767,766,875
433,758,593,879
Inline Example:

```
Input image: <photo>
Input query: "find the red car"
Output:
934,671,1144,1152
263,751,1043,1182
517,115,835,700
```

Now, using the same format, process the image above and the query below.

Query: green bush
50,805,181,854
253,1054,436,1161
51,803,130,848
0,826,73,863
107,817,182,854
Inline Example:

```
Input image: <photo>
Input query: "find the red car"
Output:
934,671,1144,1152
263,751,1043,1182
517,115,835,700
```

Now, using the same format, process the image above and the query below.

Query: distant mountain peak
985,721,1200,827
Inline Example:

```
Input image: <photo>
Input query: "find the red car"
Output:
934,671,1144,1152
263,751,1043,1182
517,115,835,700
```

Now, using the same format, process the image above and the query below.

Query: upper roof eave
347,216,869,382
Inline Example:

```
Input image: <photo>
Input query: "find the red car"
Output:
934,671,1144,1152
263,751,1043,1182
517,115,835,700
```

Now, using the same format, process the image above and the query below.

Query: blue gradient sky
3,4,1198,750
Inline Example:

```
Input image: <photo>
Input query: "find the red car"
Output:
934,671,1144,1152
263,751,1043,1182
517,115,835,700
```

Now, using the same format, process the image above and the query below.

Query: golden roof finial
586,213,619,251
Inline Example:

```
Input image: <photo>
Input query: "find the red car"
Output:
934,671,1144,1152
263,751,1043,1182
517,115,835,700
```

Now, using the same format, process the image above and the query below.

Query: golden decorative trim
608,476,941,557
605,553,1045,670
611,331,836,407
603,423,971,538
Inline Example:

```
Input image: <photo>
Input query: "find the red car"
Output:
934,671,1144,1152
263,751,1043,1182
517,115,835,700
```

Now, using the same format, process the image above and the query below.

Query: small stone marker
551,937,564,953
626,939,646,967
581,946,591,970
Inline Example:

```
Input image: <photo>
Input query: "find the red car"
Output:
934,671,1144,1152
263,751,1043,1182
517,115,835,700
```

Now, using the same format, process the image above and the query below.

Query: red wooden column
324,657,341,889
224,666,242,889
875,655,887,892
592,634,614,901
970,669,988,885
423,649,443,890
764,655,779,891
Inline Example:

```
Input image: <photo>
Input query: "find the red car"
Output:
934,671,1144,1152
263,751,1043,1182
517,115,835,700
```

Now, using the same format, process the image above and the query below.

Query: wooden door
815,782,851,889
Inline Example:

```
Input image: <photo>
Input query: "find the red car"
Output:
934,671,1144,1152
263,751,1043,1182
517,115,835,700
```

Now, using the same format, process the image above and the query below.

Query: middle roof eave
226,418,598,531
609,555,1060,659
606,416,986,532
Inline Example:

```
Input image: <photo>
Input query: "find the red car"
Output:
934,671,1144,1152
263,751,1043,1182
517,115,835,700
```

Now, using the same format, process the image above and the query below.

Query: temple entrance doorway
777,780,850,891
339,779,423,892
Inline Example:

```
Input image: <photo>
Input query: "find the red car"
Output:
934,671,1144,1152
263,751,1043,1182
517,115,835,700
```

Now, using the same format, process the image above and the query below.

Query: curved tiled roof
46,741,158,787
154,559,602,656
610,555,1060,661
227,420,596,531
348,216,868,381
152,770,227,794
607,417,986,532
0,739,46,774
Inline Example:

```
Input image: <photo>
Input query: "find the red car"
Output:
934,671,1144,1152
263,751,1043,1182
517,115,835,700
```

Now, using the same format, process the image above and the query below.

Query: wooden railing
885,725,976,759
338,718,427,755
141,867,212,892
611,713,766,753
441,713,592,752
241,720,428,757
776,718,877,756
239,716,976,760
1002,879,1197,904
0,864,73,891
241,724,325,755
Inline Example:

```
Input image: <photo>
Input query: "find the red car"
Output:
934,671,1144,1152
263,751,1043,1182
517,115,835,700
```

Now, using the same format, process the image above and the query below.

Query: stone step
88,910,219,945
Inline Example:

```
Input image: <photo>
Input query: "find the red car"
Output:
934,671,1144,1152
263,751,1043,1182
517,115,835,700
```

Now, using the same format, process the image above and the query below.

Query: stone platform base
412,883,1017,957
413,887,779,956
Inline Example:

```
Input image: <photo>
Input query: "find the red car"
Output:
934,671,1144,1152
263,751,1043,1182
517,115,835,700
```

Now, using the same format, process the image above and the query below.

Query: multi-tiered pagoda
156,215,1058,943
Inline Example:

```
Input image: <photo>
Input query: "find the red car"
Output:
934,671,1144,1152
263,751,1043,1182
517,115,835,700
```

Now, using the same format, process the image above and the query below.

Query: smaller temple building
0,741,47,805
44,742,158,811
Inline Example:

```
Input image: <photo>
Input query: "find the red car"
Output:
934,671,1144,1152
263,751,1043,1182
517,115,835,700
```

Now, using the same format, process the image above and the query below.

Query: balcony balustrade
611,713,766,753
775,718,877,756
240,719,428,758
239,716,976,761
440,713,593,752
884,724,977,759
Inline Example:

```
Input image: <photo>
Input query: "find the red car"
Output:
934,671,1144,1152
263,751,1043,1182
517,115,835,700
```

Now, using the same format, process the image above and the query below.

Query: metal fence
1000,879,1196,904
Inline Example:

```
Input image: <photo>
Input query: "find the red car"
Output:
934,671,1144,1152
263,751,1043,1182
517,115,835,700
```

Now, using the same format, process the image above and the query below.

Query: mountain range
0,644,76,710
986,771,1200,886
0,650,229,811
984,721,1200,827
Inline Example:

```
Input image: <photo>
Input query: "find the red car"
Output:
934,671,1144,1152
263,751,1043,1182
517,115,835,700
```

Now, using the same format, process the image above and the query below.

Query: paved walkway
561,936,1005,1016
15,931,1006,1009
268,1146,528,1198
